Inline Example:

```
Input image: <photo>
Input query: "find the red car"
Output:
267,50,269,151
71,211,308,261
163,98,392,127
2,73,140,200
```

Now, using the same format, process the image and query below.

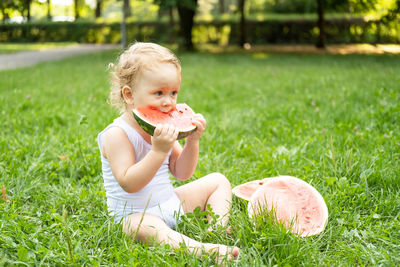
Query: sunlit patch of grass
0,50,399,265
0,42,77,54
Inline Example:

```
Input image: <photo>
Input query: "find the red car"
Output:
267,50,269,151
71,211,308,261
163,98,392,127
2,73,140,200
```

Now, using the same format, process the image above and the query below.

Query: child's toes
231,246,240,259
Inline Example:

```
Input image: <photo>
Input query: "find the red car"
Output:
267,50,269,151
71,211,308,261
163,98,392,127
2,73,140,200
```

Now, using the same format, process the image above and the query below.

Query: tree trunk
2,10,8,24
177,0,198,51
74,0,80,20
26,0,31,22
316,0,326,48
95,0,102,18
238,0,246,47
1,8,5,23
121,0,128,49
124,0,131,18
219,0,225,14
47,0,52,21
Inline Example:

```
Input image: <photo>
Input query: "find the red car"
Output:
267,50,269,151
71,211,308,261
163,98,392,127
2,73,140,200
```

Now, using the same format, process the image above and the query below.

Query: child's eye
155,91,163,96
171,91,178,96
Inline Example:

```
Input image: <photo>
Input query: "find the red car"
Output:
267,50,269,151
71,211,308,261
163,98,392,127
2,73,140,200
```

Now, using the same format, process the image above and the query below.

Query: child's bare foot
203,243,240,264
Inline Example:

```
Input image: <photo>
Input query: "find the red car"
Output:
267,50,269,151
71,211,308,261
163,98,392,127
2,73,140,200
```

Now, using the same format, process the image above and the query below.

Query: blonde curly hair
109,42,181,113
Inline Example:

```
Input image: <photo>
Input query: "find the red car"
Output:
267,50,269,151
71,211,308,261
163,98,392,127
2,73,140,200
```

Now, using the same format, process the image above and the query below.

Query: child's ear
122,86,134,105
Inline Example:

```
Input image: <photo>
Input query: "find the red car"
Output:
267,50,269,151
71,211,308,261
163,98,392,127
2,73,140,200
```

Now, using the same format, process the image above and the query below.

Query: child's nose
162,96,174,106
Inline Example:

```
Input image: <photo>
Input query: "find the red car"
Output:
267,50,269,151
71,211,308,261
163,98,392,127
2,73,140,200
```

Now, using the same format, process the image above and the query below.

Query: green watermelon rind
132,108,197,140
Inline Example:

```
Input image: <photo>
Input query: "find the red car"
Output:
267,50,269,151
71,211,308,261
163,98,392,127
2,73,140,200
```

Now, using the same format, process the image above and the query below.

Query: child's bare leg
122,213,239,263
174,172,232,228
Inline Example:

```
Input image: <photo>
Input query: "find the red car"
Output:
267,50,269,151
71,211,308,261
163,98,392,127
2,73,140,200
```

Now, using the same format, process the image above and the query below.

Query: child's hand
187,113,206,142
152,124,179,154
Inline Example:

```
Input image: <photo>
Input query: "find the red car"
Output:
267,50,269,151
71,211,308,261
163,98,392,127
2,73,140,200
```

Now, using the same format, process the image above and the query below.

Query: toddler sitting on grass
97,42,239,263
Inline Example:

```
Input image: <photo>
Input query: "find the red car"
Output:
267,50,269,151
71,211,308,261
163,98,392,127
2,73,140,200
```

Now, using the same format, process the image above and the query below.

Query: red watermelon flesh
133,103,197,140
248,176,328,237
136,104,195,129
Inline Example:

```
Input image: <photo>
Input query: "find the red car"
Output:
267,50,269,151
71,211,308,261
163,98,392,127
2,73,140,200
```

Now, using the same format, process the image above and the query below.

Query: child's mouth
159,106,176,114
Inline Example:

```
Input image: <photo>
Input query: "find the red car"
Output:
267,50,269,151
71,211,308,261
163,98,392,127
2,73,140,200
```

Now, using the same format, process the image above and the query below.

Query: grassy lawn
0,42,76,54
0,50,399,265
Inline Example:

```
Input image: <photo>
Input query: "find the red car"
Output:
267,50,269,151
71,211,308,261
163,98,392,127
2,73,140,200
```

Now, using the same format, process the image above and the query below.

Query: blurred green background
0,0,399,49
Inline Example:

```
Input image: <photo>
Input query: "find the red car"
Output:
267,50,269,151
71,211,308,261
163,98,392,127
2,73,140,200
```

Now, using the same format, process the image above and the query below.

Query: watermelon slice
247,176,328,237
132,103,197,140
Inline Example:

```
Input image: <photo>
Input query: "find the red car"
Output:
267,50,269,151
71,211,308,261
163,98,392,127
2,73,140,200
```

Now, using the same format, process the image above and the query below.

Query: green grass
0,42,76,54
0,50,399,265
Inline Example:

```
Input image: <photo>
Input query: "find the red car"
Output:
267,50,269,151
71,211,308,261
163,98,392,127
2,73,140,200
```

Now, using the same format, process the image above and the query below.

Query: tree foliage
382,0,400,22
0,0,16,22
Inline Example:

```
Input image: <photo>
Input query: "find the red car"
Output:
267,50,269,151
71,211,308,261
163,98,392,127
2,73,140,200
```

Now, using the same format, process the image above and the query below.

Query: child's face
132,63,181,113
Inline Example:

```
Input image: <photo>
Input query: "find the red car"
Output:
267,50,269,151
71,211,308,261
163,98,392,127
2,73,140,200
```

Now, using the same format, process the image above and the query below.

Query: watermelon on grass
234,176,328,237
132,103,197,140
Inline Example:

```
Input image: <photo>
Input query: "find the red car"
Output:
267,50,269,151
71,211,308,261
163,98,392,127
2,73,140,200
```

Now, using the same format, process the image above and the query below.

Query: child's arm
102,125,178,193
169,114,206,181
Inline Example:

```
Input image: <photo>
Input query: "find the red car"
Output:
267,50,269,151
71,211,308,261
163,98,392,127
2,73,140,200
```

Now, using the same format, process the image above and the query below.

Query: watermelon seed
168,113,173,117
179,110,183,113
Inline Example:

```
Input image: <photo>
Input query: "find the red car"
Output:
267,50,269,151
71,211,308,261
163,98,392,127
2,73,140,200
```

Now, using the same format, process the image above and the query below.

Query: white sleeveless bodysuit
97,117,183,228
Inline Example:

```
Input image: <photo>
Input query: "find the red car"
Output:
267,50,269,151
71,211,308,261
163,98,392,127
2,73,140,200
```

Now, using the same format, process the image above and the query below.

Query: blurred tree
177,0,198,50
1,0,13,23
316,0,379,48
156,0,176,43
124,0,131,18
382,0,399,21
35,0,52,20
10,0,35,22
74,0,80,19
219,0,226,14
238,0,246,46
121,0,129,48
156,0,198,50
26,0,32,21
316,0,325,48
95,0,103,18
46,0,51,20
18,0,33,21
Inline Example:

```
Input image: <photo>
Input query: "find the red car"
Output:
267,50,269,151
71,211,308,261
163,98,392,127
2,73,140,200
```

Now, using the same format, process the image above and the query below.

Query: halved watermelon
132,103,197,140
247,176,328,237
